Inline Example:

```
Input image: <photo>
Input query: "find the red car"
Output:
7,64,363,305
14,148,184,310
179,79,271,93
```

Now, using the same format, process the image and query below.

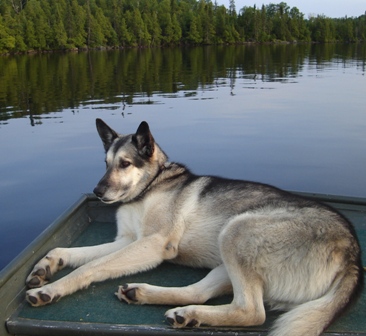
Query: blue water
0,45,365,270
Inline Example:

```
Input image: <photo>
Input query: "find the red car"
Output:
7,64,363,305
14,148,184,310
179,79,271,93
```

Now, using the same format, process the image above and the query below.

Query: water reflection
1,44,365,126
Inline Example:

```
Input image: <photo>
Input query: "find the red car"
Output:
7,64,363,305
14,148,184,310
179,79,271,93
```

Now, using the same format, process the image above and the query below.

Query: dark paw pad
33,268,45,277
187,319,199,327
120,284,138,302
124,288,137,302
175,314,185,324
27,277,41,288
27,295,38,305
39,292,51,303
166,316,175,325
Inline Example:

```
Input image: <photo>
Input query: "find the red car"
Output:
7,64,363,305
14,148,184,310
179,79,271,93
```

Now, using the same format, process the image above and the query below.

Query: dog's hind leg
165,217,266,328
26,236,133,288
116,263,233,305
165,265,265,328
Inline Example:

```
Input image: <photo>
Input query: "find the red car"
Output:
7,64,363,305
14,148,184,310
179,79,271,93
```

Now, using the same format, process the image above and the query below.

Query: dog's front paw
26,265,52,288
26,250,65,288
26,287,61,307
165,307,200,328
115,284,142,304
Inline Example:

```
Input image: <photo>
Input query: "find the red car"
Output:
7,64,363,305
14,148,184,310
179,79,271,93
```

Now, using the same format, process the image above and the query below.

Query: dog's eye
119,160,131,169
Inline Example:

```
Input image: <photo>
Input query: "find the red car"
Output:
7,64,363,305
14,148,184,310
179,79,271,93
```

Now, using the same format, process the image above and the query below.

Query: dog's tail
269,264,364,336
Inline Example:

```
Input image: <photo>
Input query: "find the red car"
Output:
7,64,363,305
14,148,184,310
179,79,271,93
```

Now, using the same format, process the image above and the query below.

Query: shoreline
1,40,364,57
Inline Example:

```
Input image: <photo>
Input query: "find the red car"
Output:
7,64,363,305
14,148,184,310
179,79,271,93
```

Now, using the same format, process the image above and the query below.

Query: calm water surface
0,44,365,270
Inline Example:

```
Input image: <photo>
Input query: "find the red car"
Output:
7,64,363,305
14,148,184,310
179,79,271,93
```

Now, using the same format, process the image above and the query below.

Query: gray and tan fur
26,119,363,336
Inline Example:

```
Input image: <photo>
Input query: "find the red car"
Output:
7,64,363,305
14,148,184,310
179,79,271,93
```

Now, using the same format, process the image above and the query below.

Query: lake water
0,44,365,270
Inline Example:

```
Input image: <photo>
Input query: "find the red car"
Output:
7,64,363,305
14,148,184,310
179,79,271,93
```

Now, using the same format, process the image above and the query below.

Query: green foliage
0,0,365,53
187,15,202,44
65,0,87,48
0,14,16,51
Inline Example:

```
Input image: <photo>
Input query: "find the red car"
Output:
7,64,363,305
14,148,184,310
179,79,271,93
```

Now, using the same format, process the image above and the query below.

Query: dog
26,119,363,335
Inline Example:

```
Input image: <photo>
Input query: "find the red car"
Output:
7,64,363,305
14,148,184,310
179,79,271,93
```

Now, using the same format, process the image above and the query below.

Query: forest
0,0,365,53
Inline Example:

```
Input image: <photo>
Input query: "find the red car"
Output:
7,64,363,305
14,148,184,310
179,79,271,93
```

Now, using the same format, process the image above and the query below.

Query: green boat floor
15,211,366,334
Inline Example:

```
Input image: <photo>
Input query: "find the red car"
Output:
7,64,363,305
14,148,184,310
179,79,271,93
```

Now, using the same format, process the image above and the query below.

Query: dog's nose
93,186,104,198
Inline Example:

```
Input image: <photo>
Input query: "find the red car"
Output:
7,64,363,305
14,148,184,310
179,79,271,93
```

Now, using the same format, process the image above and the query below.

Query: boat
1,192,365,335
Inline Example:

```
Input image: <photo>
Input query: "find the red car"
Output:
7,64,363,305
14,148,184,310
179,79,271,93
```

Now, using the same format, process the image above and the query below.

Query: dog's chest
115,204,144,240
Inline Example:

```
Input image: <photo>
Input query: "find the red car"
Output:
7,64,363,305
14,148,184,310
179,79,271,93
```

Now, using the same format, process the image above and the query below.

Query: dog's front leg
26,236,133,289
26,234,172,306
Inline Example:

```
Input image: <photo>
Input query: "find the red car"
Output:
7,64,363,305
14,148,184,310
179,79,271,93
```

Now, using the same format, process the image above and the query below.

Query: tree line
0,0,365,53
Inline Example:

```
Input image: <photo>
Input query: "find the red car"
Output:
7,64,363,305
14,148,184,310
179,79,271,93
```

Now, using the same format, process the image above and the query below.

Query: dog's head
93,119,168,203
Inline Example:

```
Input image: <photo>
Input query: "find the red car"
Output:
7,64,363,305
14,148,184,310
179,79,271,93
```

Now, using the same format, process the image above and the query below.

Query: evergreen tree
289,7,310,41
65,0,87,48
84,0,106,47
273,2,292,41
357,14,366,41
229,0,236,17
94,6,117,46
215,5,227,43
50,1,68,49
172,13,182,43
133,7,150,46
119,17,133,47
157,0,176,44
176,0,192,41
198,0,215,44
23,0,51,50
238,6,256,41
142,12,159,46
0,14,16,51
259,4,271,41
309,15,336,42
336,17,355,42
187,14,202,44
0,5,27,52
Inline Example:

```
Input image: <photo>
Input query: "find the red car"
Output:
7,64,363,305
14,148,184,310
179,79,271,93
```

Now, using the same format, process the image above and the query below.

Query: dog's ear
133,121,155,158
96,119,119,152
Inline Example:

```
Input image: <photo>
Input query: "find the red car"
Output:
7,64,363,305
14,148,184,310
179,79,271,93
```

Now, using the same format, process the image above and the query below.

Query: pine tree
171,13,182,44
158,0,181,45
215,5,227,43
119,17,133,47
0,14,16,51
65,0,87,48
0,5,26,52
144,11,162,46
84,0,106,47
259,4,270,41
198,0,215,44
94,6,117,46
125,8,150,46
50,2,68,49
187,15,202,44
309,15,336,42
